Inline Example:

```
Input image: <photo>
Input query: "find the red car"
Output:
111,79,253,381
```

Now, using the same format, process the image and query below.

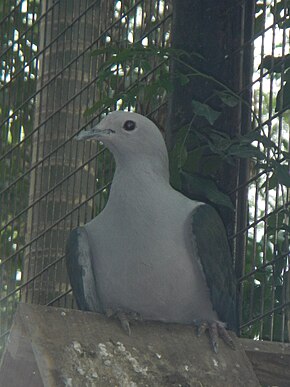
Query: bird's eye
123,120,136,131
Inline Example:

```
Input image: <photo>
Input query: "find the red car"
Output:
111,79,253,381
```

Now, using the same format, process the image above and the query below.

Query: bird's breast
85,199,216,323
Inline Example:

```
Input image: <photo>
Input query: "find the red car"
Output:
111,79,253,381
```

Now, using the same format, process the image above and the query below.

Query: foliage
87,43,184,115
256,0,290,112
239,0,290,341
86,41,290,210
241,205,289,341
0,0,40,354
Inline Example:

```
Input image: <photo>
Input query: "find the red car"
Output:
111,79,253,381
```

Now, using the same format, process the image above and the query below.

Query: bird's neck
108,158,170,204
111,142,169,176
115,156,169,183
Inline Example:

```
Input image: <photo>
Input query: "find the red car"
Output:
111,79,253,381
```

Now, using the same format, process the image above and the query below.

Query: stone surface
0,303,260,386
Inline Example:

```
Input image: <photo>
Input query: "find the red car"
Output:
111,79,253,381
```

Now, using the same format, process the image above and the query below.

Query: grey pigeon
66,111,237,352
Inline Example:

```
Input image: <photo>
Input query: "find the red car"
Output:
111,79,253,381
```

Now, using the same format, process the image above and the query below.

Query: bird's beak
76,125,115,141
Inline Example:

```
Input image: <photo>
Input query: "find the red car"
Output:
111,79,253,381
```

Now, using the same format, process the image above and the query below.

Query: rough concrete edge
0,304,43,387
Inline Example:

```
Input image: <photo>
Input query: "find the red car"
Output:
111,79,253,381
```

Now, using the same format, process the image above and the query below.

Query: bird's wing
191,204,237,331
66,227,102,312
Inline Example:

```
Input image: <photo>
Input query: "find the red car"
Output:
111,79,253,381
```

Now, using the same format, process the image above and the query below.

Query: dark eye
123,120,136,131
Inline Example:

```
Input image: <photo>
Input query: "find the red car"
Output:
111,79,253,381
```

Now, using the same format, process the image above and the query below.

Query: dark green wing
191,204,238,331
66,227,102,313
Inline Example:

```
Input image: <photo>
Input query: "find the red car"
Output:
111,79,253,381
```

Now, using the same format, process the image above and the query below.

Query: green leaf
201,154,224,175
84,96,116,116
215,90,239,107
259,54,290,73
276,81,290,112
182,147,204,174
205,183,234,209
192,100,221,125
272,162,290,187
170,125,189,168
282,151,290,160
270,1,286,16
207,131,232,154
181,172,234,209
174,124,190,147
91,46,116,57
255,3,265,13
140,59,152,72
84,100,105,116
169,125,190,191
176,72,190,86
280,223,290,232
267,209,288,234
169,158,182,191
113,47,137,62
279,19,290,29
227,144,265,160
241,131,276,148
255,13,265,36
158,72,174,93
169,144,187,172
283,70,290,84
260,173,278,190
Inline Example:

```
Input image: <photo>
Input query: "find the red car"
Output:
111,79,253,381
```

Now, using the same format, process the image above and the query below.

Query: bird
66,110,237,353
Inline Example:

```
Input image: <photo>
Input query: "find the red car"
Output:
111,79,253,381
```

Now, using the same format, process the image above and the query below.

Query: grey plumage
66,111,237,335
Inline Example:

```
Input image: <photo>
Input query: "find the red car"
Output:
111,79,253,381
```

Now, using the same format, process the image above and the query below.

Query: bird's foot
105,309,142,336
194,319,235,353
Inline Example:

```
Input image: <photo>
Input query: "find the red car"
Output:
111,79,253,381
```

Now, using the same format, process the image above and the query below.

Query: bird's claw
196,320,208,337
118,311,132,336
194,319,235,353
105,309,142,335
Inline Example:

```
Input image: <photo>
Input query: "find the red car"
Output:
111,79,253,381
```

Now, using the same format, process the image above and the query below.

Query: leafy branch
87,42,290,209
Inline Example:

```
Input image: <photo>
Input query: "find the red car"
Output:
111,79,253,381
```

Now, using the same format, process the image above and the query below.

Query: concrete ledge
0,303,260,386
241,338,290,387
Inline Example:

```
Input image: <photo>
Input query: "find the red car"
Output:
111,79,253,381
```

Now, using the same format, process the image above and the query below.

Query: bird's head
77,111,169,176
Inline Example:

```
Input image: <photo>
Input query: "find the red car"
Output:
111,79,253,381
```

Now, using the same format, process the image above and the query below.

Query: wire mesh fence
0,0,289,357
0,0,172,354
238,0,290,342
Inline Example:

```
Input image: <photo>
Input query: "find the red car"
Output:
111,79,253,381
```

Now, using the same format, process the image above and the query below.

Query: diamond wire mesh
0,0,172,354
0,0,289,357
237,0,290,342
